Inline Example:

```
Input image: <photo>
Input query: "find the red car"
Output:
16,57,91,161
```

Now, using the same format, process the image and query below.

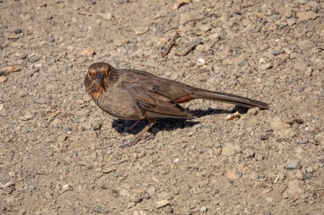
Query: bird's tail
192,88,269,109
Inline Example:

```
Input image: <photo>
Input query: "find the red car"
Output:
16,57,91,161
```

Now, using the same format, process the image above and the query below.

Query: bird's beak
95,72,104,83
95,72,106,91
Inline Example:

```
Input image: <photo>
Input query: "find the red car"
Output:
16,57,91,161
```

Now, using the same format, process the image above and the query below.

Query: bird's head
84,62,111,100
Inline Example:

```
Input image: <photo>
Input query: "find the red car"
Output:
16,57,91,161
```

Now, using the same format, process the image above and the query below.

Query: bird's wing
126,84,194,119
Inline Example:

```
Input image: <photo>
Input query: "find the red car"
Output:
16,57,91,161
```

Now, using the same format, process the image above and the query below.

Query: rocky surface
0,0,323,214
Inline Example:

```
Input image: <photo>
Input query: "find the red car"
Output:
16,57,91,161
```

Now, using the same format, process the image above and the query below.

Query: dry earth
0,0,323,214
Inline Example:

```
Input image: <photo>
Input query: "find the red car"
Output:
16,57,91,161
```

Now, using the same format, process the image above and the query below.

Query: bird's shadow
111,106,249,135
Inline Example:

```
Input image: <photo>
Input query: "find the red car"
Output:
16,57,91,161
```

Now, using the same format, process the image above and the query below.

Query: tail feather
192,88,269,109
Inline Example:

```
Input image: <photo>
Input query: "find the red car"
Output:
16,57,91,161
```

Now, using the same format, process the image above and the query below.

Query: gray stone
286,160,301,170
34,98,48,104
296,139,308,144
272,50,284,56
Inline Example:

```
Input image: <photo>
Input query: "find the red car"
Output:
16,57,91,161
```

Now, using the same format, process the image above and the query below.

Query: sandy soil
0,0,323,214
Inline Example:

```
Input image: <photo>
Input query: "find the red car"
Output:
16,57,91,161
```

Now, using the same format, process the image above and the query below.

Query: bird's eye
88,70,96,79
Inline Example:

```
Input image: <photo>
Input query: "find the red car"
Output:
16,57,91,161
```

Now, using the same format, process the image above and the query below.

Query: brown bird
85,62,269,145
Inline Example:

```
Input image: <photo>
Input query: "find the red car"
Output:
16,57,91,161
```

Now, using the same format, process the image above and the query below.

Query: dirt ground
0,0,323,214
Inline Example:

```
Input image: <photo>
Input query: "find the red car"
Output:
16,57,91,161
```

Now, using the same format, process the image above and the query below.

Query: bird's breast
96,86,140,120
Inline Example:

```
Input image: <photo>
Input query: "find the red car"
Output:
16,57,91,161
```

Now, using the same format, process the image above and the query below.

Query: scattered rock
147,187,156,196
243,149,255,158
314,132,324,145
199,25,211,32
0,76,7,83
98,12,113,20
298,0,307,5
296,11,320,21
135,26,149,35
221,144,240,156
286,160,301,170
34,98,48,104
305,67,312,77
58,135,67,144
296,138,308,144
287,179,303,194
93,121,102,130
259,63,273,70
296,170,304,180
179,13,191,25
102,168,115,174
145,58,157,67
200,206,208,212
81,48,96,56
20,112,33,121
226,169,242,180
156,200,170,209
270,116,295,140
305,167,313,173
213,27,226,40
62,184,71,193
272,50,284,56
197,57,206,65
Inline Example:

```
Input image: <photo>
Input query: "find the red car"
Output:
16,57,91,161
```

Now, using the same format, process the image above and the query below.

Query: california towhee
85,62,269,145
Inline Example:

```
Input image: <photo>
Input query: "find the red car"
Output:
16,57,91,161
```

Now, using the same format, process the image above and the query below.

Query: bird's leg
125,120,141,133
121,120,142,136
121,119,156,147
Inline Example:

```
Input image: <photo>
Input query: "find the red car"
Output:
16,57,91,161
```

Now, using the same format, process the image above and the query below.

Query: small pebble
286,160,301,170
145,58,157,67
305,67,312,77
147,187,156,196
156,200,170,209
213,27,226,39
98,12,113,20
314,132,323,145
81,48,95,56
296,170,304,180
20,113,33,121
200,206,208,212
62,184,71,193
259,63,273,70
243,149,255,158
305,167,313,173
298,0,307,4
272,50,284,56
93,122,102,130
199,25,211,32
0,76,7,83
296,139,308,144
135,26,148,35
222,144,240,156
58,135,67,144
197,57,206,65
34,98,48,104
8,171,16,177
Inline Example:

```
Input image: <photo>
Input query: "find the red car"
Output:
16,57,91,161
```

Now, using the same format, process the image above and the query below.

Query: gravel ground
0,0,323,214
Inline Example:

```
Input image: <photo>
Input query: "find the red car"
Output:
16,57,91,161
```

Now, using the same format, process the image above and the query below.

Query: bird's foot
119,136,142,148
